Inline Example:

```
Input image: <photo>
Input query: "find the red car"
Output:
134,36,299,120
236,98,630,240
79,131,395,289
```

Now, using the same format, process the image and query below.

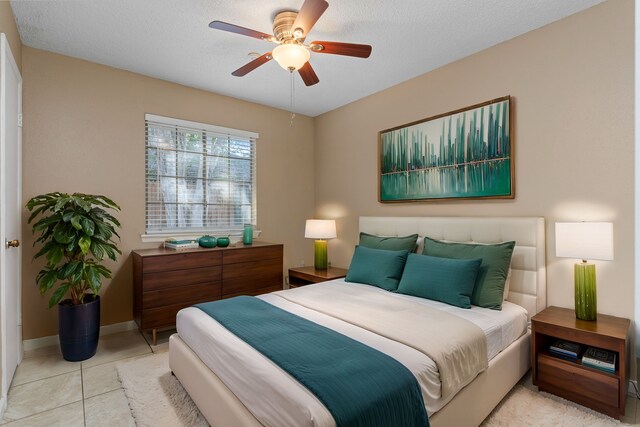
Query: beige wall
0,1,21,72
18,0,635,340
315,0,634,320
21,47,315,339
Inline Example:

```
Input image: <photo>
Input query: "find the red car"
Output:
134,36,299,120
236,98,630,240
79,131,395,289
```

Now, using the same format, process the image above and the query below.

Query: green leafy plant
26,193,121,308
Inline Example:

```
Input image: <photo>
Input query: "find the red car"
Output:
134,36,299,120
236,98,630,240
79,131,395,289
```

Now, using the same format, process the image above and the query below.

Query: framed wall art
379,96,513,202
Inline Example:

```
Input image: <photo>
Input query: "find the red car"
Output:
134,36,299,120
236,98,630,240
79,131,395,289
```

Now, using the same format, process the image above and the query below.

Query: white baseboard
99,320,138,336
23,320,138,352
0,395,6,421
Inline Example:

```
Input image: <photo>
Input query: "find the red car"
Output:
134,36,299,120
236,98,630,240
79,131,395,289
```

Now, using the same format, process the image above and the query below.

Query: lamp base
575,262,597,321
314,240,328,270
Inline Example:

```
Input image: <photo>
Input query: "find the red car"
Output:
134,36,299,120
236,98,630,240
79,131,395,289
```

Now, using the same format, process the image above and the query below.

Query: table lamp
305,219,337,270
555,222,613,321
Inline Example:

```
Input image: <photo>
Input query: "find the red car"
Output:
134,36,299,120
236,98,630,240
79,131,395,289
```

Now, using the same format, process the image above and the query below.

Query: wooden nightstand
288,266,348,288
531,306,631,419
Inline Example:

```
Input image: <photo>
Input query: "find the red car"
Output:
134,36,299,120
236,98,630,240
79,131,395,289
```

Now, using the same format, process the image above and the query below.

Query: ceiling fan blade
232,52,273,77
291,0,329,39
298,62,319,86
310,41,372,58
209,21,274,42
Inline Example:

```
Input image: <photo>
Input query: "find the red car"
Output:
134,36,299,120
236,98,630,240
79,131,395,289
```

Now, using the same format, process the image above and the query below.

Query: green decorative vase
198,235,217,248
243,224,253,245
575,262,597,321
217,236,230,248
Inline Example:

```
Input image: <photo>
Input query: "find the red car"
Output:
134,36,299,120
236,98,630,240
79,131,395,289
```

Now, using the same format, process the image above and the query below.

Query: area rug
116,352,208,427
481,384,629,426
118,352,630,426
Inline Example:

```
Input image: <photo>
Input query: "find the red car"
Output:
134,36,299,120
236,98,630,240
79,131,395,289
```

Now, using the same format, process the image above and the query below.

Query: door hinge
17,113,22,127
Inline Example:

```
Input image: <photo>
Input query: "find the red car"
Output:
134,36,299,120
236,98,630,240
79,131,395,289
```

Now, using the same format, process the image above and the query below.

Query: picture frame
379,96,513,202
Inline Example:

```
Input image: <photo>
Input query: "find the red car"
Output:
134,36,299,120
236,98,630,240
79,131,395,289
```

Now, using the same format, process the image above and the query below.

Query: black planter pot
58,295,100,362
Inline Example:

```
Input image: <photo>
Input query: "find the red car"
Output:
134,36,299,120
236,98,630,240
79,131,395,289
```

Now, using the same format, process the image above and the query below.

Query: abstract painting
379,96,513,202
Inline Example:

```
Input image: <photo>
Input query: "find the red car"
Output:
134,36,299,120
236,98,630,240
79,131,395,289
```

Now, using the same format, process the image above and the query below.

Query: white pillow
503,267,512,300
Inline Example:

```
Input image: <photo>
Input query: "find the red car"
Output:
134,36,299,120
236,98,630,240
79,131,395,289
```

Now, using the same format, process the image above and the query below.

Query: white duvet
176,280,527,427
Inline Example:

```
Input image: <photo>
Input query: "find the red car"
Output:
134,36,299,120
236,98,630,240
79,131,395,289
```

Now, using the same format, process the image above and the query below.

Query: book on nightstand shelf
582,347,616,373
548,339,582,361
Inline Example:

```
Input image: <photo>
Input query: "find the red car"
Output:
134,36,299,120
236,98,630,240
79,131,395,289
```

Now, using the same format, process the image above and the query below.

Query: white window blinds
145,114,257,234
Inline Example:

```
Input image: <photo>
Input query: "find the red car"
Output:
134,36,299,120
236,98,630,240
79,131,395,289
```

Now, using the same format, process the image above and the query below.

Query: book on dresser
549,339,582,361
164,239,200,250
582,347,616,373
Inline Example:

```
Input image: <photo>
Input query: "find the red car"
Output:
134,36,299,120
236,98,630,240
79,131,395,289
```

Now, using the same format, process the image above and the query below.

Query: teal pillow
359,232,418,252
422,237,515,310
396,254,482,308
346,246,409,291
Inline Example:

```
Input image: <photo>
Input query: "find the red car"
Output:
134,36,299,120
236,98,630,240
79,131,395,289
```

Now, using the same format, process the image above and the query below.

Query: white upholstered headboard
359,216,546,319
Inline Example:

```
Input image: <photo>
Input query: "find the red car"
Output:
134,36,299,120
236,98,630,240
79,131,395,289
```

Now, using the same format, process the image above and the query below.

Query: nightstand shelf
531,306,631,419
288,266,348,288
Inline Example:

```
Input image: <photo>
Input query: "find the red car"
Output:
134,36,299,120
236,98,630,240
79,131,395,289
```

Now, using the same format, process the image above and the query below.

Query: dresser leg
152,328,157,346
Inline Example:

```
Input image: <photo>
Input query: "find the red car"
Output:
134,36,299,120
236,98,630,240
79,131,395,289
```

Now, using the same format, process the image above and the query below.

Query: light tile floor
3,328,640,426
1,329,172,427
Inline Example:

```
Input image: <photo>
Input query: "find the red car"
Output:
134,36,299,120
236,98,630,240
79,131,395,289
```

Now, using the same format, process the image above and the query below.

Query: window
144,114,257,237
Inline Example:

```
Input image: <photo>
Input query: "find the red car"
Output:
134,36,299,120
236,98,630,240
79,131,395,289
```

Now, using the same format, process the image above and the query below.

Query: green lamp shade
574,262,597,321
314,240,328,270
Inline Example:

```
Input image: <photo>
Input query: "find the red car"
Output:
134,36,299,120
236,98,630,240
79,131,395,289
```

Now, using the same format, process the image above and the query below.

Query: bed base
169,331,531,427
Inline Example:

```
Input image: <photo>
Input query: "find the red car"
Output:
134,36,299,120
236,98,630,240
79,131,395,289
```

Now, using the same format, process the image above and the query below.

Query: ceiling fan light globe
272,43,310,71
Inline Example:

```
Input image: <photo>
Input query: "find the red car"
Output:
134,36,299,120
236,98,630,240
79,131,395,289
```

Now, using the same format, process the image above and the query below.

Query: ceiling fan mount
273,10,303,43
208,0,372,87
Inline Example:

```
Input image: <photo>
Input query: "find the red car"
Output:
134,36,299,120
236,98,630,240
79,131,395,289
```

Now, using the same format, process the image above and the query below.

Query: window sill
141,230,262,244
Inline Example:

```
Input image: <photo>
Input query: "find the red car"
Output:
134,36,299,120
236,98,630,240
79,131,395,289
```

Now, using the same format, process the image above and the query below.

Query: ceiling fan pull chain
290,70,296,127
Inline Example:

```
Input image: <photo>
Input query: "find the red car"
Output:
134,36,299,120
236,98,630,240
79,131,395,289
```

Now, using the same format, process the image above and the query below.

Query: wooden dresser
132,242,283,343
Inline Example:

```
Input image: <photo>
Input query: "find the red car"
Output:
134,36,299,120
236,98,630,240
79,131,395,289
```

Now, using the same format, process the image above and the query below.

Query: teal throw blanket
195,296,429,427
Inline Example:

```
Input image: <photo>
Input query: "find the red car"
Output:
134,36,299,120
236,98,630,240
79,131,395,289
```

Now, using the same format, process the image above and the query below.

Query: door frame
0,32,23,413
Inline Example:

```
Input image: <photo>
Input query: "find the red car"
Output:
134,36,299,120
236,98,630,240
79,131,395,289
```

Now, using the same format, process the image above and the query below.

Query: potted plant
26,192,121,361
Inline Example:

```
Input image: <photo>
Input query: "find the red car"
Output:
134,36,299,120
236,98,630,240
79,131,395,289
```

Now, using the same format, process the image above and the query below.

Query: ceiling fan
208,0,372,87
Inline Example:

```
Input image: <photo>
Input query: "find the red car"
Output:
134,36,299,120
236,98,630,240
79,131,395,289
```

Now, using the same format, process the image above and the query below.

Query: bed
169,216,546,427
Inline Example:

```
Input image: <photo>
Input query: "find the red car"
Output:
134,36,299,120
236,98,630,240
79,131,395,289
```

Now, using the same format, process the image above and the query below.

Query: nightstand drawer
538,354,619,408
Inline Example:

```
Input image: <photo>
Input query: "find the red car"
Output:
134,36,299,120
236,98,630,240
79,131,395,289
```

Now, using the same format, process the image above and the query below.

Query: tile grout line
79,348,154,370
6,331,158,426
0,401,84,426
9,368,81,389
80,364,86,427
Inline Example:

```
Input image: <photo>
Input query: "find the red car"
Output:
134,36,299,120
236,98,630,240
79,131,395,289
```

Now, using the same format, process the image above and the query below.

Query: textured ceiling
11,0,603,116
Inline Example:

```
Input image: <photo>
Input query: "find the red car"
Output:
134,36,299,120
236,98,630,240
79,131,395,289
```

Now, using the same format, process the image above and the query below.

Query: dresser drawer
142,299,214,329
538,354,619,408
143,282,221,309
142,303,188,329
223,245,282,265
222,284,283,299
222,259,283,296
142,251,222,273
143,267,221,291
